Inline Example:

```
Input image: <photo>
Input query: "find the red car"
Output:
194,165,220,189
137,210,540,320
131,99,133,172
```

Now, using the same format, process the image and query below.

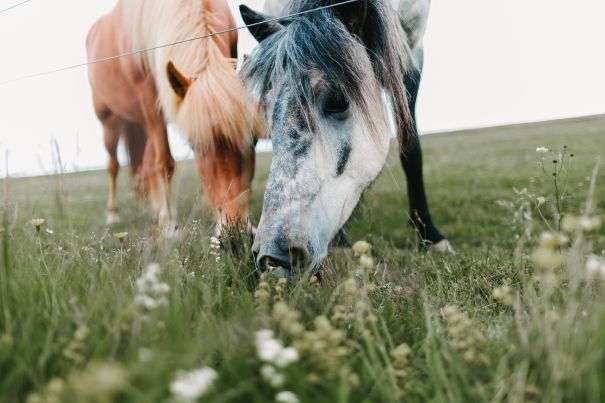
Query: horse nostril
259,255,288,272
256,245,309,274
257,255,292,280
288,246,309,269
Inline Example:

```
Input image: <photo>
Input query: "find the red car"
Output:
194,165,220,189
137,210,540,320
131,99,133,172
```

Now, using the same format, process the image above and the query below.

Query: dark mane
241,0,416,144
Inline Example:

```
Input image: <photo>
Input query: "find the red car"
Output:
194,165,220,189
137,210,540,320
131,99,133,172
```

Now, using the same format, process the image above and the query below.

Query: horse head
241,0,413,277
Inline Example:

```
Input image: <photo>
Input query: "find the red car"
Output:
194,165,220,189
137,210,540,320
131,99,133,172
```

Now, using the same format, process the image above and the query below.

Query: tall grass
0,117,604,402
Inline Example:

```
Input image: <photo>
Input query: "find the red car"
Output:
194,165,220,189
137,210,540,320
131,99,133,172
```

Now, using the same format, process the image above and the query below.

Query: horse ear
167,61,191,99
239,5,283,43
333,0,369,39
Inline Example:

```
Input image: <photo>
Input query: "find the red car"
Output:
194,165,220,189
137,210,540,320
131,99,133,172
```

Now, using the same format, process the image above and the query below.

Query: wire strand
0,0,33,15
0,0,359,87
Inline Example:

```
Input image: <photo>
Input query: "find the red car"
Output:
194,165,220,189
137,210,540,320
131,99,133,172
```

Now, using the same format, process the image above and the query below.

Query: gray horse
241,0,452,277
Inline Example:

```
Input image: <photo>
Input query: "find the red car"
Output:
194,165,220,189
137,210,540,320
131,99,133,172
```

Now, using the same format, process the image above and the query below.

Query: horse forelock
122,0,261,151
242,0,414,144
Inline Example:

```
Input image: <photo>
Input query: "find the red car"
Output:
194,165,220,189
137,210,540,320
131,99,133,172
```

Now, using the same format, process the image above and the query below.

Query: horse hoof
106,211,121,226
428,239,455,254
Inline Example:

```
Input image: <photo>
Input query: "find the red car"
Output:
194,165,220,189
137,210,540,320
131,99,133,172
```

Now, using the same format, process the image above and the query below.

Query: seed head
113,232,128,243
29,218,45,233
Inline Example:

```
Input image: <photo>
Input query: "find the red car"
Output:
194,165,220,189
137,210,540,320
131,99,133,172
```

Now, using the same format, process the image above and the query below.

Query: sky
0,0,604,177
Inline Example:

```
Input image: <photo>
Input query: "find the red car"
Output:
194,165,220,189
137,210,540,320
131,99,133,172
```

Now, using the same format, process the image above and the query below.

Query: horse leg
400,59,452,252
99,108,125,225
123,122,148,203
134,82,177,236
145,123,176,236
142,141,161,213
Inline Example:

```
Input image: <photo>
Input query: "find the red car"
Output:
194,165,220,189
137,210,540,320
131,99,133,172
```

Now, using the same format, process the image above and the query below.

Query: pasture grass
1,115,605,402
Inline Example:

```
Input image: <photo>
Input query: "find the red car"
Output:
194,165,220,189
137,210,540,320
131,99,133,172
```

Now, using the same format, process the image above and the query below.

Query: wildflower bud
391,343,412,363
313,316,331,332
561,215,580,232
367,283,377,294
46,378,65,395
579,216,602,231
531,246,565,271
343,279,358,300
359,254,375,270
348,372,361,387
26,393,43,403
0,333,14,349
492,286,514,306
306,373,322,384
352,240,372,255
539,232,568,248
74,325,90,342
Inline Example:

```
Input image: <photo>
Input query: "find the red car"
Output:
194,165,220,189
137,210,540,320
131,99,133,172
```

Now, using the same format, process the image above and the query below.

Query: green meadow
1,115,605,402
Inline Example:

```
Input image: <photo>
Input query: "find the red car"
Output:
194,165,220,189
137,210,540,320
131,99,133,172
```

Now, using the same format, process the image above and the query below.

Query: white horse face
252,79,391,275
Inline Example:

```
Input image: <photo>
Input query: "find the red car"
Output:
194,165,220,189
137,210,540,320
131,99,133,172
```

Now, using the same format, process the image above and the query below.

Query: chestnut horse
86,0,262,233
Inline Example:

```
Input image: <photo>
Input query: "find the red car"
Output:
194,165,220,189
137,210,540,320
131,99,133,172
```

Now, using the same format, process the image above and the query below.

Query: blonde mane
122,0,263,149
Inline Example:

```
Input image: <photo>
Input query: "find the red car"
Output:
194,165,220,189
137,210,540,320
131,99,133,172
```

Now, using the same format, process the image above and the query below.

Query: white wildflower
579,216,602,231
562,215,601,232
134,295,160,310
210,236,221,249
133,263,170,312
536,196,547,207
209,236,222,265
273,347,299,368
170,367,218,402
495,199,514,209
255,330,300,367
151,283,171,294
257,337,284,363
536,147,549,153
260,365,285,387
256,329,275,344
276,391,299,403
586,255,605,280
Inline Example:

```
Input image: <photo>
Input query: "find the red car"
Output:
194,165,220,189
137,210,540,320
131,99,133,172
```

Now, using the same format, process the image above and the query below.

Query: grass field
1,115,605,402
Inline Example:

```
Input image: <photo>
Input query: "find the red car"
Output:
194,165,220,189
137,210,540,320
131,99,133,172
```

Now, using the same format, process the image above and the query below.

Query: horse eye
323,91,350,117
